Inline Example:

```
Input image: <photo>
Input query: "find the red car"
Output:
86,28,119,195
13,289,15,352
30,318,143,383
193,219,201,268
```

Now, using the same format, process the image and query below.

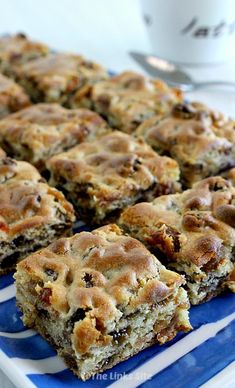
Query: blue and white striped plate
0,222,235,387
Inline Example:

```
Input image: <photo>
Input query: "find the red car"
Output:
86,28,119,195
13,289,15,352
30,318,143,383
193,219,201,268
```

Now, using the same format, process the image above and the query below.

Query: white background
0,0,235,115
0,1,235,387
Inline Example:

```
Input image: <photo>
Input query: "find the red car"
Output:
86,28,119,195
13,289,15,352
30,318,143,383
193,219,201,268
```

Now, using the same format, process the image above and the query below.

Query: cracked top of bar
15,53,109,105
120,176,235,265
0,33,49,74
0,73,31,118
0,103,110,168
46,131,180,221
91,71,183,133
16,224,187,347
0,156,74,239
136,102,235,186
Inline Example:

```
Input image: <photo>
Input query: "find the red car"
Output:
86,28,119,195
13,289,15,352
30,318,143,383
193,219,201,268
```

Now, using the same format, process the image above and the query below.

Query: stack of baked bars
0,33,234,381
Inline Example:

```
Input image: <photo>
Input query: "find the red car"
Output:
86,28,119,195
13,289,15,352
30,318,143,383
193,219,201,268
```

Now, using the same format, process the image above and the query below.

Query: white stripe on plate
0,329,35,339
201,361,235,388
0,349,35,388
10,355,66,375
110,312,235,388
0,284,15,303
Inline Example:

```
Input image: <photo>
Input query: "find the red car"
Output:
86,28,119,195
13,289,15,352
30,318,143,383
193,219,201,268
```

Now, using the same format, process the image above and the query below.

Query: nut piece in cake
0,155,75,275
0,33,49,76
119,176,235,304
15,53,108,107
0,103,110,170
15,224,191,380
136,102,235,187
0,73,31,119
46,131,181,223
91,71,183,133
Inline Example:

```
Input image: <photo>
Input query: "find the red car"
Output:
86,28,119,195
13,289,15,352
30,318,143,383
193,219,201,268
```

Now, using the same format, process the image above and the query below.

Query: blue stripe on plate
0,227,235,387
0,298,25,332
140,319,235,388
111,293,235,380
0,273,14,289
81,293,235,383
189,293,235,328
0,334,56,359
0,284,234,377
26,295,235,387
27,319,235,388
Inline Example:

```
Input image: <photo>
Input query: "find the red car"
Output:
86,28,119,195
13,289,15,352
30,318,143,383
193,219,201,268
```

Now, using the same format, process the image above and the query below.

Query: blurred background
0,0,148,72
0,0,235,113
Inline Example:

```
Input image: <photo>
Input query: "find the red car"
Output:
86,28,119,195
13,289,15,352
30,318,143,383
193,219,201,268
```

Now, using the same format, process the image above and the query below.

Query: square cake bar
15,53,108,107
119,176,235,304
46,131,181,223
0,73,31,119
0,103,110,170
15,224,191,380
91,71,183,133
0,154,75,275
0,33,49,76
136,102,235,187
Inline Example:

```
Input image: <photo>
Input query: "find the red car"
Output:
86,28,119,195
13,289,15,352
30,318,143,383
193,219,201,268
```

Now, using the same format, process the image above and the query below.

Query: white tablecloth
0,1,235,387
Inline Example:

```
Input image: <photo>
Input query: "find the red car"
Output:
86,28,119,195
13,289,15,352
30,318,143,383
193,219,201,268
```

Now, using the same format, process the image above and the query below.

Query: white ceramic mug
140,0,235,65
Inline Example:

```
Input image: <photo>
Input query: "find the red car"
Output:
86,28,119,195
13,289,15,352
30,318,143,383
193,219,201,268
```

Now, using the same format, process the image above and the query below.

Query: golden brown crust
136,102,235,186
17,224,183,309
15,53,108,107
119,176,235,303
0,156,74,235
0,33,49,76
15,224,189,353
46,131,180,222
0,73,31,118
0,155,75,273
91,71,183,133
0,103,110,169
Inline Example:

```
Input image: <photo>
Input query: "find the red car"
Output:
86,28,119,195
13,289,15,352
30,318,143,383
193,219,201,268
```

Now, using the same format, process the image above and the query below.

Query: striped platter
0,224,235,388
